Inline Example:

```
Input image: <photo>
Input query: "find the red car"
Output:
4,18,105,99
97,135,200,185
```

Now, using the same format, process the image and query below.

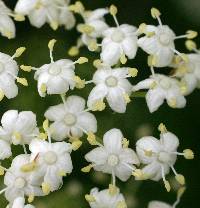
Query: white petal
160,132,179,152
15,0,36,14
92,69,111,84
65,95,85,112
0,15,15,39
88,8,108,20
59,9,75,29
0,140,11,160
28,8,46,28
138,36,158,54
12,197,25,208
133,78,154,91
1,110,18,131
119,148,140,165
122,37,138,59
29,139,49,154
148,201,172,208
141,162,161,180
45,104,65,121
115,163,132,181
182,74,197,95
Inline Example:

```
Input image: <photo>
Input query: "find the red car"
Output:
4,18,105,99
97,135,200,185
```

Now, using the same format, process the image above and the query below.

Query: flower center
14,177,26,189
48,64,61,76
0,62,5,73
64,113,77,126
107,154,119,167
158,151,171,163
159,33,171,46
44,151,57,165
105,76,118,87
159,78,171,89
111,29,125,43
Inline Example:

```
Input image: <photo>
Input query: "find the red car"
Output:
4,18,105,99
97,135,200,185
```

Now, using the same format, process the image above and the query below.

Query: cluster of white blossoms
0,1,197,208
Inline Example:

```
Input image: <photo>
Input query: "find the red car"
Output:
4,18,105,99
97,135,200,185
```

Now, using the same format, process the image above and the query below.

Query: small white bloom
101,24,138,66
87,66,133,113
148,201,172,208
0,110,39,146
85,128,140,182
2,154,42,203
0,0,16,39
29,138,73,193
87,187,127,208
45,95,97,141
11,197,35,208
133,74,186,113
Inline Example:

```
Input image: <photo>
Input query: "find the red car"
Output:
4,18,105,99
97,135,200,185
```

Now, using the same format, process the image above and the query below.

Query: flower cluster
0,1,197,208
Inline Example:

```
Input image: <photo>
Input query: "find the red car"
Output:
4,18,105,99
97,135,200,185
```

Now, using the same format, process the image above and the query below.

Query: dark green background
0,0,199,207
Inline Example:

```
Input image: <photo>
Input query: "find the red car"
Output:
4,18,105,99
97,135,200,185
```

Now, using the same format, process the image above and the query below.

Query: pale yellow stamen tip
69,1,85,13
177,187,186,198
68,46,79,57
48,39,57,51
164,180,171,192
151,7,161,19
148,55,157,66
50,21,58,30
138,23,147,34
13,131,22,141
120,54,127,65
91,100,106,111
186,30,198,39
20,65,32,72
93,59,102,68
88,40,99,52
183,149,194,159
0,89,4,101
123,93,131,104
28,195,34,203
168,98,177,108
146,31,155,38
109,184,118,196
58,170,67,177
117,201,127,208
20,162,36,172
87,132,98,145
158,123,167,133
15,47,26,58
14,14,25,21
122,138,129,148
77,57,88,64
43,119,49,131
77,24,95,34
4,31,13,39
132,169,147,180
109,5,118,16
73,76,85,89
0,166,5,175
81,164,93,173
71,140,82,151
128,68,138,77
42,182,51,195
40,83,47,94
39,132,47,140
180,53,189,63
85,194,96,202
17,77,28,86
144,150,153,157
185,40,197,51
175,174,185,185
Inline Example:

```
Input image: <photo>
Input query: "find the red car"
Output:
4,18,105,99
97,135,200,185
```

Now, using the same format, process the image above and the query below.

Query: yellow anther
164,180,171,192
43,119,49,131
158,123,167,133
180,53,189,63
58,170,67,177
183,149,194,159
180,81,188,95
16,77,28,86
77,24,95,34
21,162,36,172
87,132,98,145
71,140,82,151
40,83,47,94
20,65,32,72
50,21,58,30
177,187,186,198
132,169,147,180
151,7,161,19
42,182,51,195
88,40,99,52
81,164,93,173
122,138,129,148
69,1,85,13
39,132,47,140
0,166,5,175
13,131,22,141
35,1,43,9
168,98,177,108
138,23,147,34
14,14,25,21
123,93,131,104
68,46,79,57
146,31,155,38
150,81,157,89
77,57,88,64
85,194,96,202
175,174,185,185
128,68,138,77
185,40,197,51
148,55,157,66
4,31,13,39
117,201,127,208
144,150,153,157
73,76,85,89
91,100,106,111
186,30,198,39
0,89,4,101
28,195,34,203
108,184,118,196
93,59,102,68
109,5,118,16
48,39,57,51
120,54,127,65
14,47,26,58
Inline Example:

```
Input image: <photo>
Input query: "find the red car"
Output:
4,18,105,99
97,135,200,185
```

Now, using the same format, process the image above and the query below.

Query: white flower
2,154,42,203
11,197,35,208
29,139,73,193
148,201,172,208
87,66,133,113
133,74,186,113
136,124,193,191
138,8,197,67
86,187,127,208
45,95,97,141
101,24,138,66
0,0,16,39
173,53,200,95
0,110,39,146
85,128,140,182
80,8,109,46
15,0,73,30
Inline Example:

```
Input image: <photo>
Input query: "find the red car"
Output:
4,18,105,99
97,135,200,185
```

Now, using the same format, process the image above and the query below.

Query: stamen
48,39,57,63
69,1,85,14
117,201,127,208
109,5,120,27
88,40,99,52
185,40,198,52
73,76,85,89
12,47,26,58
93,59,103,68
128,68,138,77
20,161,36,172
28,194,35,203
85,194,96,202
20,65,32,72
109,183,118,196
42,182,51,195
68,46,79,57
161,165,171,192
40,83,47,94
43,119,49,132
151,8,162,26
81,164,94,173
71,140,82,151
172,187,186,208
170,165,185,185
120,53,127,64
16,77,28,86
158,123,167,133
91,100,106,111
77,24,95,34
183,149,194,159
87,132,98,146
122,138,129,148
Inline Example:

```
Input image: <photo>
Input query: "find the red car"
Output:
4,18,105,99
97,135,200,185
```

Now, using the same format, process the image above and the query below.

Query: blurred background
0,0,200,207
